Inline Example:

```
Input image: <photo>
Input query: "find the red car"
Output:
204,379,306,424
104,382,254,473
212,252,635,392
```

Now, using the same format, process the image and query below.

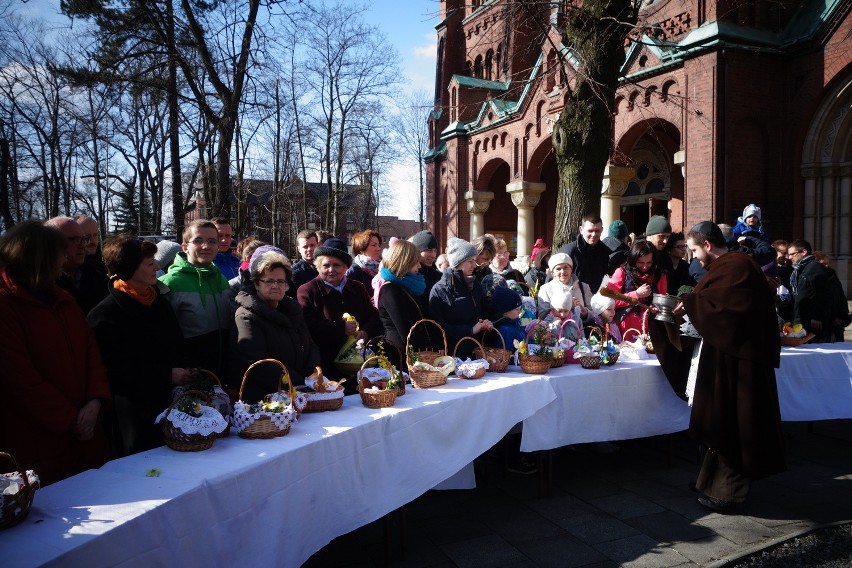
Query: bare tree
300,1,401,235
396,89,432,228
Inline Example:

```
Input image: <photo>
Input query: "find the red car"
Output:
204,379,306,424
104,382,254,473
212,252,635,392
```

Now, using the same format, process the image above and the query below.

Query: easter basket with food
515,320,556,374
171,368,232,438
779,322,815,346
358,355,402,408
156,390,229,451
453,336,490,379
298,366,345,412
334,322,375,377
474,328,512,373
1,452,39,530
231,359,301,439
407,319,451,388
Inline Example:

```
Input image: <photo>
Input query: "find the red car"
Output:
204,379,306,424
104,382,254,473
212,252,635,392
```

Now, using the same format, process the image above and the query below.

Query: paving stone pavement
304,420,852,567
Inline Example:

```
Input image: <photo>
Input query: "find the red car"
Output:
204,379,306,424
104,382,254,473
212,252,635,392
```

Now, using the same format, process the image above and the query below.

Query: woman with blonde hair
378,240,438,368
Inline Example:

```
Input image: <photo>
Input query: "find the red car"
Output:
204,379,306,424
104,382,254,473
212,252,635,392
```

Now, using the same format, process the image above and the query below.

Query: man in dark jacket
655,221,785,514
290,229,320,295
46,216,109,314
788,239,836,343
558,213,610,294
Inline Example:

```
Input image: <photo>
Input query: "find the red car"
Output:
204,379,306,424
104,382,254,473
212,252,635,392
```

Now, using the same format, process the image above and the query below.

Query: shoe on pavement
697,495,743,514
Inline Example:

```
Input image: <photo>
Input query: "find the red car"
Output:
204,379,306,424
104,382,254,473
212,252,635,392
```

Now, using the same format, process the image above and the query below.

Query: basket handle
584,325,605,343
164,389,212,421
453,335,486,359
239,358,293,403
193,368,223,388
0,451,31,493
478,327,507,351
406,318,448,364
558,318,581,338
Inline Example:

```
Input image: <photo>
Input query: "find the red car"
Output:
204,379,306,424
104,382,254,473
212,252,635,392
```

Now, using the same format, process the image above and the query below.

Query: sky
361,0,439,221
12,0,439,221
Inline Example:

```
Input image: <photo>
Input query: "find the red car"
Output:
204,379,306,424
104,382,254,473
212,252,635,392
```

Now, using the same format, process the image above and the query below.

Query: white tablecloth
3,374,556,568
520,344,852,452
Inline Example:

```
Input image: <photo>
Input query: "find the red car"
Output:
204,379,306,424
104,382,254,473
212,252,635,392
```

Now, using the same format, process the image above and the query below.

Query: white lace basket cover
155,404,229,436
304,375,345,401
231,391,299,433
454,357,490,378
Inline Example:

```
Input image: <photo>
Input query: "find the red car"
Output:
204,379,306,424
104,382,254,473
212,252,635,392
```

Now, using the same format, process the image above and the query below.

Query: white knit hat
588,292,615,316
548,252,573,269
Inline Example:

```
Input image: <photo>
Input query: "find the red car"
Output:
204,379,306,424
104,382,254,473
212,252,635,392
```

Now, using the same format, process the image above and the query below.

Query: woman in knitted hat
297,238,382,391
535,252,591,320
377,240,440,368
87,233,188,456
230,250,320,403
606,239,668,342
428,237,493,358
1,221,112,484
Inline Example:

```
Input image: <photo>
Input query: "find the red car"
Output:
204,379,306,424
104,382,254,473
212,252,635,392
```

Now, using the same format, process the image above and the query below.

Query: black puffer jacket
230,285,321,402
428,269,486,358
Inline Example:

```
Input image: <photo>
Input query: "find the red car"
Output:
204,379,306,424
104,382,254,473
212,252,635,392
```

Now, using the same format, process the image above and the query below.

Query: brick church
424,0,851,292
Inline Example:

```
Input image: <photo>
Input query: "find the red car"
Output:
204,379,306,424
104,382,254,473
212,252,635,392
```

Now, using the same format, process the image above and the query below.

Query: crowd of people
0,207,847,495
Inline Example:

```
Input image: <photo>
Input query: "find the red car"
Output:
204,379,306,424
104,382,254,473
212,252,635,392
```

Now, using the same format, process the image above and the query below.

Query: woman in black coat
377,240,439,369
428,237,493,359
230,249,321,403
87,235,188,456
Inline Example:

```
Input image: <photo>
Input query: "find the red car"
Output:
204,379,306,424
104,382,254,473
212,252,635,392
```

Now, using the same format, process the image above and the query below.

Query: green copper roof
451,74,510,92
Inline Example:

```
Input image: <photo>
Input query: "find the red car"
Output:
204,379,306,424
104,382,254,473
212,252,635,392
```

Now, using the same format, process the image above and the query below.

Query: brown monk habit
652,251,786,480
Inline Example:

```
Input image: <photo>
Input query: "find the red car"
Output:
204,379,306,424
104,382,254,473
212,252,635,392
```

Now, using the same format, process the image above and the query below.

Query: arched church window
474,55,483,78
485,49,493,80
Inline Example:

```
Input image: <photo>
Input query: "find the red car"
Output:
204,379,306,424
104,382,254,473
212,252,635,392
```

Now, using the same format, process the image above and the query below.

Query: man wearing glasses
159,219,231,375
788,240,840,343
45,216,109,314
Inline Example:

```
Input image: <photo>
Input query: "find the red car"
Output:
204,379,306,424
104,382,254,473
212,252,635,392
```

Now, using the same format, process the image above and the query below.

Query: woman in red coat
0,221,112,485
607,239,668,342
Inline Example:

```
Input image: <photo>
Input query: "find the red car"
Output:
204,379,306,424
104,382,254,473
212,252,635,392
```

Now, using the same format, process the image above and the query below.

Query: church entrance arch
800,66,852,292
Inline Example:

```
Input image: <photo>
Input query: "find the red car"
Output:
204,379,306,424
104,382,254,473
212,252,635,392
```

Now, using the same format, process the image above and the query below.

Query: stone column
600,165,634,231
464,190,494,240
506,181,545,257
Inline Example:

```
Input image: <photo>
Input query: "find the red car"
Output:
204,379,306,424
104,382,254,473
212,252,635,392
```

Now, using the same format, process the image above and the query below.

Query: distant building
426,1,851,292
185,177,419,256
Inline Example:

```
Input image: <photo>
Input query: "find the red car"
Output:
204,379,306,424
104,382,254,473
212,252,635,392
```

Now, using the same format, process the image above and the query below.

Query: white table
520,344,852,452
2,374,556,568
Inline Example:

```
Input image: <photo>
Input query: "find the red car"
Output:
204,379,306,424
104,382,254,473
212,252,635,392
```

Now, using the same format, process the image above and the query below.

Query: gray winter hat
409,230,438,252
446,237,477,268
154,240,182,270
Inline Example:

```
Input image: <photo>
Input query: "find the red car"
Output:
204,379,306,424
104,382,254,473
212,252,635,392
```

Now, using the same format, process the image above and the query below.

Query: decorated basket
363,336,406,396
358,355,399,408
407,319,449,388
406,318,446,366
453,336,489,379
578,354,602,369
232,359,298,439
157,390,228,451
299,366,345,412
518,353,552,374
557,319,581,364
172,368,232,438
475,328,512,372
1,452,39,530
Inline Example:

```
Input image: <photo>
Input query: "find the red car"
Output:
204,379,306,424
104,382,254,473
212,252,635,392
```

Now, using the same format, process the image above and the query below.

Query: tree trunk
0,135,13,229
551,0,637,250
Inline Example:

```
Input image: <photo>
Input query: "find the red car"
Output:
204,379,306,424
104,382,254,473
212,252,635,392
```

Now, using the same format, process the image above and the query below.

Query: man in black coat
789,239,836,343
558,213,610,294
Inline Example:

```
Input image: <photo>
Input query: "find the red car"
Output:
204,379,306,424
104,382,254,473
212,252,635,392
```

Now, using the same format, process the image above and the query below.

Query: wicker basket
407,318,446,366
623,325,653,353
1,452,38,530
235,359,295,439
475,328,512,372
603,351,620,366
358,355,398,408
160,390,218,451
299,366,345,412
579,355,602,369
176,368,232,438
518,353,552,374
407,319,448,388
363,336,405,396
453,336,488,379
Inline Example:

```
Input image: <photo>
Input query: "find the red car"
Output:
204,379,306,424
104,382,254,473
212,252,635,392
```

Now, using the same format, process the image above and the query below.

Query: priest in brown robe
653,221,785,514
